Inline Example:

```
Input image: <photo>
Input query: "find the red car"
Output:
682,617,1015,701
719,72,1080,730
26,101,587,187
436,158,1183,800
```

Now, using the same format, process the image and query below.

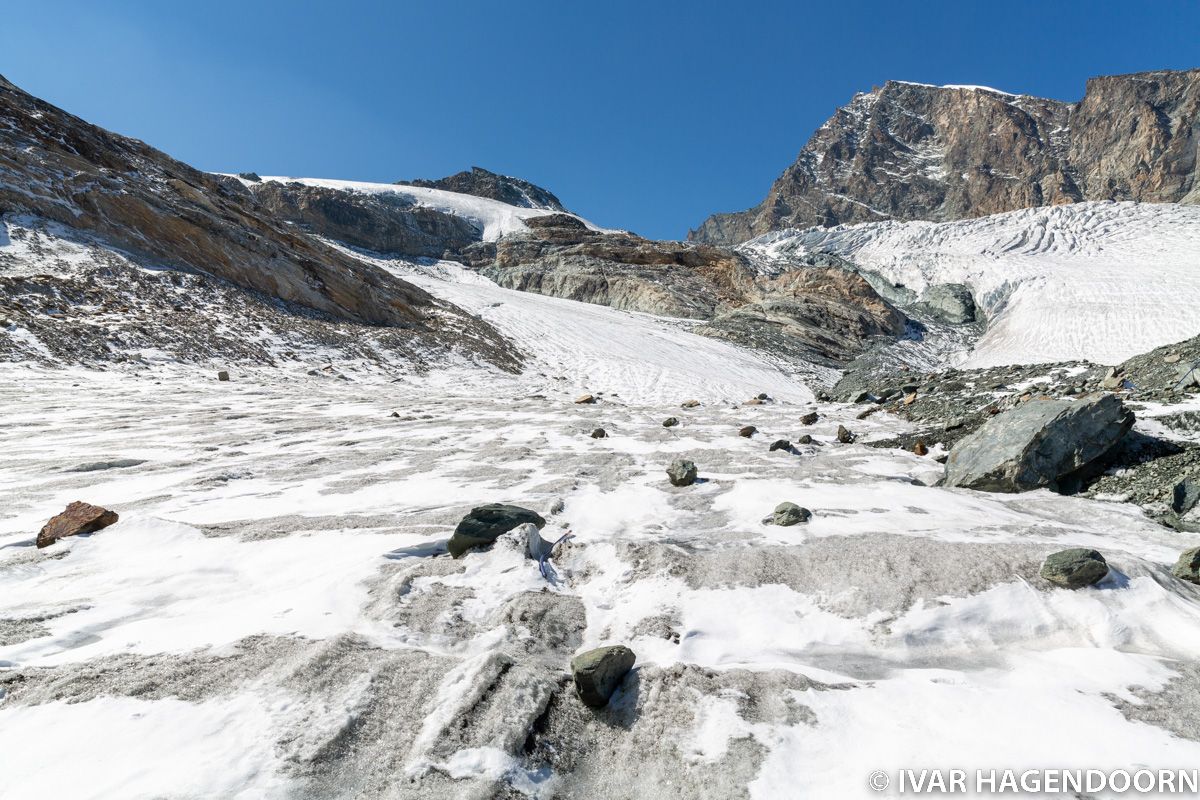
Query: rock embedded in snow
590,428,607,439
575,394,596,404
943,394,1134,493
912,440,929,457
570,645,636,708
796,434,814,445
37,501,119,548
1040,548,1109,589
766,502,812,526
768,439,792,452
738,426,757,438
836,425,855,444
681,399,700,409
800,411,819,425
662,417,679,428
917,283,977,325
1172,547,1200,585
448,504,547,558
666,459,698,487
217,371,230,382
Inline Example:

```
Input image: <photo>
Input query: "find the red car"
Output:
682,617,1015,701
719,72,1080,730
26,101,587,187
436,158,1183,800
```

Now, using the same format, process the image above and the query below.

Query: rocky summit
692,70,1200,245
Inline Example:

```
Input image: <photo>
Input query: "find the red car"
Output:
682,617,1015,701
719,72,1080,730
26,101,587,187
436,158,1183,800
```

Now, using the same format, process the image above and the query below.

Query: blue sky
4,1,1199,239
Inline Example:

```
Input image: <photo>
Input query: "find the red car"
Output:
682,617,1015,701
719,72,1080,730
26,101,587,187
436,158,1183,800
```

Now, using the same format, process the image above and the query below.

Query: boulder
836,425,855,443
448,504,546,558
666,459,698,487
912,440,928,456
943,394,1134,493
662,417,679,428
800,412,819,425
765,502,811,526
217,370,230,382
1171,547,1200,584
768,439,792,452
796,434,814,445
37,501,119,548
918,283,976,324
590,428,607,439
575,394,596,404
1173,478,1200,516
571,645,636,708
1040,548,1109,589
738,425,757,438
681,399,701,409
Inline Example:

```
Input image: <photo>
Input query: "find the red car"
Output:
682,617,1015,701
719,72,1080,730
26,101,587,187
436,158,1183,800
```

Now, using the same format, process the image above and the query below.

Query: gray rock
768,439,792,452
943,394,1133,493
590,428,607,439
796,434,814,445
1172,547,1200,584
662,417,679,428
217,370,230,382
65,458,147,473
767,502,812,526
1173,478,1200,516
681,399,700,408
917,283,977,325
1040,548,1108,589
836,425,855,444
666,459,698,487
448,504,546,558
800,412,819,425
570,645,636,708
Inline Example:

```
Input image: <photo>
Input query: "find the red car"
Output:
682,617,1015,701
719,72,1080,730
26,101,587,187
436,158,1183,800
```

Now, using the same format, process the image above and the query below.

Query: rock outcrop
0,75,434,327
464,214,907,364
397,166,568,212
943,393,1134,493
692,70,1200,245
248,181,481,258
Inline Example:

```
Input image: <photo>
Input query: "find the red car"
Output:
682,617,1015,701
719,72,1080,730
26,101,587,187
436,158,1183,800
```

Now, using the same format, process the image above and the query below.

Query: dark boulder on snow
768,439,792,452
571,645,636,708
1040,548,1109,589
662,417,680,428
37,501,119,548
836,425,855,443
449,504,546,558
738,425,757,438
943,393,1133,493
1172,546,1200,585
764,502,811,526
666,459,698,487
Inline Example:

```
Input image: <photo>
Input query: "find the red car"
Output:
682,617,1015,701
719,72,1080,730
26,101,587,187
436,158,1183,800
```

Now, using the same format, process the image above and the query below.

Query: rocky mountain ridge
396,166,568,212
692,69,1200,245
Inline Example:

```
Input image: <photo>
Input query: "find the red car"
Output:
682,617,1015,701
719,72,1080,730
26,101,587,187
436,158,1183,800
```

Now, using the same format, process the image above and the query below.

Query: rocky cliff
692,69,1200,244
0,74,518,369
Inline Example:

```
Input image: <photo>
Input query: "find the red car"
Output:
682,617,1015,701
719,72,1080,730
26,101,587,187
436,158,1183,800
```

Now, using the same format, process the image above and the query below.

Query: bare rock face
397,166,568,212
248,181,481,258
37,502,118,548
466,214,758,319
692,70,1200,245
466,215,906,364
0,74,430,327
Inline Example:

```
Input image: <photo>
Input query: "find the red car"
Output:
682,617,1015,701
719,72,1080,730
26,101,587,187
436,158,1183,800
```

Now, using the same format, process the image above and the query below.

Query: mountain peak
396,166,568,212
691,68,1200,245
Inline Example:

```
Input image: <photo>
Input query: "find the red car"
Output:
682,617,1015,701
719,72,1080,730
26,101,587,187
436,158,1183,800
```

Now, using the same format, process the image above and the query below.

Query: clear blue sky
4,1,1199,239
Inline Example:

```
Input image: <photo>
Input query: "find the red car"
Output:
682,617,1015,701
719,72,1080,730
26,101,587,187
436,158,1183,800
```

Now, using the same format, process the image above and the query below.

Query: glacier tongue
742,201,1200,368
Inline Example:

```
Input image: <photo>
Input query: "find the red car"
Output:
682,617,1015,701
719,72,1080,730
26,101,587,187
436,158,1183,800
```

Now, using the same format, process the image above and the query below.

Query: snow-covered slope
743,201,1200,368
5,262,1200,799
245,176,609,241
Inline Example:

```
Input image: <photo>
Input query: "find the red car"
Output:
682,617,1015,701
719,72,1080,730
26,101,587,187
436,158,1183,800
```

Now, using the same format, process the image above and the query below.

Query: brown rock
739,425,758,438
575,394,596,404
836,425,855,444
37,501,119,548
681,399,701,408
912,440,929,456
800,411,819,425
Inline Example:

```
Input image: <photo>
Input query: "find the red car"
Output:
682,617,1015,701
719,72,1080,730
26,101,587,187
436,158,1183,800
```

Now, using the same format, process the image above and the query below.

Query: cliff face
691,70,1200,245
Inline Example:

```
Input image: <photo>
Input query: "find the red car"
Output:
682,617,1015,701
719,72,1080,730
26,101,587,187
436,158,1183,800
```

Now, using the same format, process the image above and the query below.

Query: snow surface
245,176,609,241
4,259,1200,798
743,201,1200,368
